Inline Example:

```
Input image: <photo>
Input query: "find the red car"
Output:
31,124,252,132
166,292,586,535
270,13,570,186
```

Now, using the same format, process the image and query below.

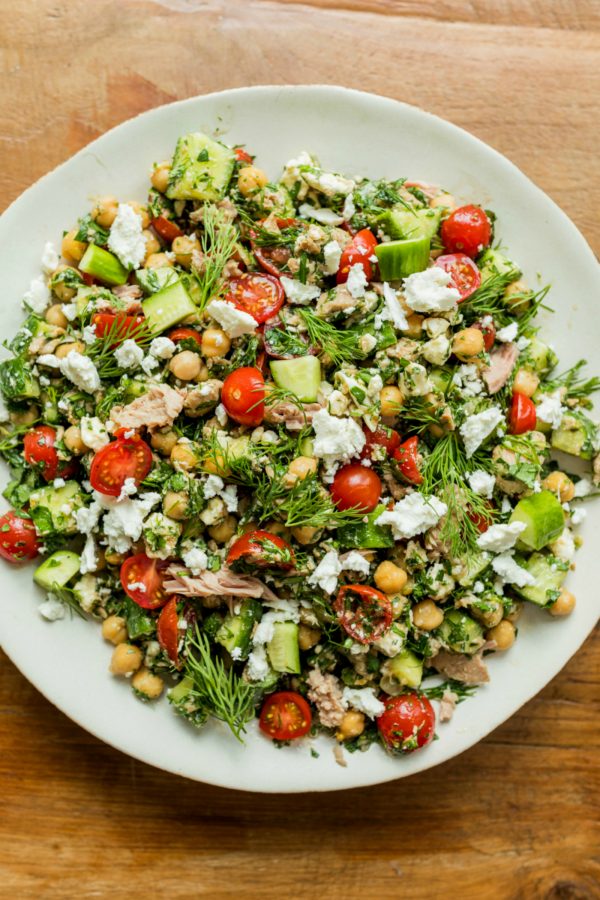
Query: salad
0,132,597,758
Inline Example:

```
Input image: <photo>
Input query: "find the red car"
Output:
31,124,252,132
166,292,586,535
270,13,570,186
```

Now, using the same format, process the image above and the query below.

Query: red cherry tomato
376,694,436,754
221,367,265,426
473,318,496,351
434,253,482,300
168,326,203,348
81,271,96,286
337,229,378,284
251,218,298,277
120,554,168,609
360,426,401,460
227,530,295,569
0,511,40,562
333,585,393,645
89,433,153,497
92,313,146,346
468,501,494,534
150,215,183,244
226,273,284,324
509,391,537,435
23,425,60,481
234,147,254,164
440,205,491,259
259,691,312,741
330,464,382,513
393,436,423,486
157,597,180,665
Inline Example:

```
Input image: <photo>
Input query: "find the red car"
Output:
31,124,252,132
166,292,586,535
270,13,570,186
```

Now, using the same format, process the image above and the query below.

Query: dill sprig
87,317,153,380
278,474,365,529
298,309,361,366
514,283,552,330
544,359,600,401
460,269,520,321
191,204,238,310
46,584,87,619
246,218,301,248
421,679,478,702
399,397,446,434
184,626,256,740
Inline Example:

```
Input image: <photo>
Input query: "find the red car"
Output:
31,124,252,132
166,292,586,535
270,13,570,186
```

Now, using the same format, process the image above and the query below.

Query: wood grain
0,1,599,898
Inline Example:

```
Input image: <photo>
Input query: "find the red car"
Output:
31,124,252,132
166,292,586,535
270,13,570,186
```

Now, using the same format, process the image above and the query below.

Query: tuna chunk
163,565,280,603
306,669,346,728
439,689,458,723
264,401,323,431
483,342,518,394
95,284,143,314
428,649,490,684
110,384,184,432
183,380,223,415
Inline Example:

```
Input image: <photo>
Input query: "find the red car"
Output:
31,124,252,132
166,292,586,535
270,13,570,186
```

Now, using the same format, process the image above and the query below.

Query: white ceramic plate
0,86,598,793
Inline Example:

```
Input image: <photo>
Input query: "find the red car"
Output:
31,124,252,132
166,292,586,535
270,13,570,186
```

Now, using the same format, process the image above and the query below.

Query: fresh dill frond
544,359,600,401
245,218,301,248
47,584,87,619
514,283,552,330
278,474,365,529
192,204,238,310
421,679,478,702
87,318,153,380
399,397,446,434
264,328,310,358
460,269,520,322
298,309,361,366
74,214,109,246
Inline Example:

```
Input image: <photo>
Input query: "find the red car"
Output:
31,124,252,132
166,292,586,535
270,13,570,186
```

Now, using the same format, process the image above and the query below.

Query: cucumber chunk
384,648,423,689
34,550,80,590
524,336,558,376
142,281,197,334
136,266,179,296
338,505,394,549
377,206,441,241
514,552,569,607
478,248,521,283
267,621,300,674
29,481,86,535
0,358,40,401
550,411,596,460
436,609,484,654
456,552,491,588
270,357,322,402
166,132,235,202
375,236,430,281
79,244,129,286
509,490,564,551
215,598,262,660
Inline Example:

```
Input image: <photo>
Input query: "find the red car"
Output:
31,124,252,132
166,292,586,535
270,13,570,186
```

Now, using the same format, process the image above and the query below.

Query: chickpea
195,363,209,383
143,229,161,259
505,601,524,624
237,165,269,197
452,327,484,361
336,711,365,742
63,425,86,454
486,619,516,650
45,304,68,329
172,235,201,269
144,252,173,269
412,599,444,631
91,195,119,228
50,265,78,301
61,229,87,264
263,520,292,542
380,385,403,418
11,406,39,427
104,549,126,566
170,441,198,472
54,340,85,359
126,201,150,229
284,456,318,488
169,350,201,381
131,667,165,700
512,367,539,398
162,490,189,520
542,470,575,503
549,588,576,617
291,525,320,545
101,615,127,646
504,279,530,312
151,162,171,193
201,327,231,359
208,514,237,543
202,449,229,476
109,643,143,676
430,192,455,210
151,428,179,456
404,314,423,338
374,561,408,595
298,624,321,651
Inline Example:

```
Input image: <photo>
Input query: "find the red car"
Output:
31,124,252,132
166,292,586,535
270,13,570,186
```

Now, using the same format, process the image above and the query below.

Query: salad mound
0,133,597,757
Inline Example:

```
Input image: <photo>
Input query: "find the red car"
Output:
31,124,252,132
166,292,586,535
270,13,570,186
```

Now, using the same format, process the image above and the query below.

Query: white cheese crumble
206,299,258,337
346,263,368,299
298,203,344,226
376,282,409,331
96,491,161,553
214,403,228,427
246,645,270,682
61,303,78,322
80,416,110,452
182,547,209,575
342,686,385,719
496,321,518,342
307,550,342,594
452,363,484,398
41,241,59,273
59,352,101,393
23,276,50,314
323,240,342,275
571,507,586,526
535,391,564,429
315,172,355,196
83,324,97,345
422,334,450,366
376,492,448,540
476,521,526,552
403,266,460,314
342,193,356,221
491,553,535,587
280,276,321,305
459,406,504,458
342,550,371,576
107,203,145,269
39,594,66,622
574,478,593,498
311,409,366,473
118,477,138,502
467,469,496,499
550,529,575,563
114,339,144,370
80,533,98,574
516,335,531,351
149,337,176,359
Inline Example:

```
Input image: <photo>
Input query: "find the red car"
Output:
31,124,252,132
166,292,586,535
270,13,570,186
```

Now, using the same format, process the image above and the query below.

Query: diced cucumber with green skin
376,206,441,241
429,366,453,395
33,550,80,590
457,552,491,588
136,266,180,296
79,244,129,286
514,552,569,607
40,391,61,425
75,286,97,316
550,411,596,460
524,336,558,376
215,598,262,660
375,236,430,281
121,377,151,404
267,621,300,674
166,132,235,202
125,596,155,639
169,675,194,703
0,358,40,401
270,357,322,402
510,490,564,551
9,315,56,356
478,248,521,283
299,436,314,456
338,505,394,549
384,648,423,689
142,281,198,333
29,481,85,535
436,609,484,654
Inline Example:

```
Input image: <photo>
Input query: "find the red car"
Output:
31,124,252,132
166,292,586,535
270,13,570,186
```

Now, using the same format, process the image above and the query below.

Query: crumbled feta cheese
214,403,228,427
496,321,519,342
467,469,496,499
574,478,593,498
182,547,209,575
342,193,356,221
516,336,531,351
23,276,50,313
422,334,450,366
41,241,59,273
452,363,484,398
141,354,159,376
491,553,535,587
346,263,368,299
149,336,176,359
315,172,355,196
403,266,460,313
246,645,270,682
323,240,342,275
82,324,97,345
423,317,450,338
280,276,321,305
460,406,504,458
206,299,258,337
39,595,66,621
400,362,431,397
501,496,513,514
108,203,145,269
59,352,101,393
550,529,575,563
298,203,344,226
311,408,366,472
221,484,238,513
62,303,78,322
358,333,377,355
98,491,161,553
376,282,409,331
53,477,66,489
373,627,405,657
37,353,60,369
80,533,98,574
204,474,224,499
342,550,371,576
376,492,447,540
342,686,385,719
571,507,586,526
114,339,144,370
80,416,110,452
476,521,526,552
75,501,102,535
118,477,138,502
307,550,342,594
127,581,146,593
536,391,564,429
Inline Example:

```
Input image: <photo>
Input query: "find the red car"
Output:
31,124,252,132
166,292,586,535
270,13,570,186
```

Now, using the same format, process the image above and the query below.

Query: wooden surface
1,1,599,897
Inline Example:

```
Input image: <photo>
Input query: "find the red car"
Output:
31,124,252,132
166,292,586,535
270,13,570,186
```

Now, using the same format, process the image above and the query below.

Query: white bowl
0,86,598,793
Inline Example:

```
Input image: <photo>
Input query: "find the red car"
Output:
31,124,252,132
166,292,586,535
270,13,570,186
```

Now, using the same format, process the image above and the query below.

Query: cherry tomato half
251,218,298,277
440,205,491,259
330,464,381,513
376,694,436,754
150,215,183,244
92,313,146,346
467,501,494,534
333,585,393,645
157,596,180,665
360,426,401,460
120,553,168,609
259,691,312,741
23,425,60,481
337,229,378,284
168,326,203,348
0,511,40,563
234,147,254,164
221,367,265,427
434,253,481,300
393,436,423,486
89,433,153,497
227,530,295,570
509,391,537,435
226,273,284,324
473,318,496,351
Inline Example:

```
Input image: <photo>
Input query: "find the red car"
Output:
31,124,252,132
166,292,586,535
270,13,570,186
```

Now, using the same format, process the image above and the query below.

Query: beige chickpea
104,548,126,566
284,456,318,488
208,514,237,543
336,711,366,742
504,279,530,312
169,350,201,381
263,520,292,542
151,162,171,194
11,406,39,427
143,229,161,259
237,165,268,197
412,600,444,631
44,304,68,329
172,235,201,269
201,328,231,359
404,314,423,338
126,201,151,229
542,470,575,503
144,252,173,269
380,385,403,418
50,265,78,302
452,327,485,361
291,525,320,545
163,490,190,520
91,195,119,228
505,601,524,624
486,619,516,650
63,425,86,455
55,340,85,359
513,367,540,398
151,428,179,456
131,667,165,700
61,229,87,264
298,624,322,651
374,561,408,595
430,192,455,210
170,442,198,472
101,615,128,646
109,643,143,676
549,588,576,617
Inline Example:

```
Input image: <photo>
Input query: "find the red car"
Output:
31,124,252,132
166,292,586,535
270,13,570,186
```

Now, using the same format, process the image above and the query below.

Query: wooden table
1,2,599,897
